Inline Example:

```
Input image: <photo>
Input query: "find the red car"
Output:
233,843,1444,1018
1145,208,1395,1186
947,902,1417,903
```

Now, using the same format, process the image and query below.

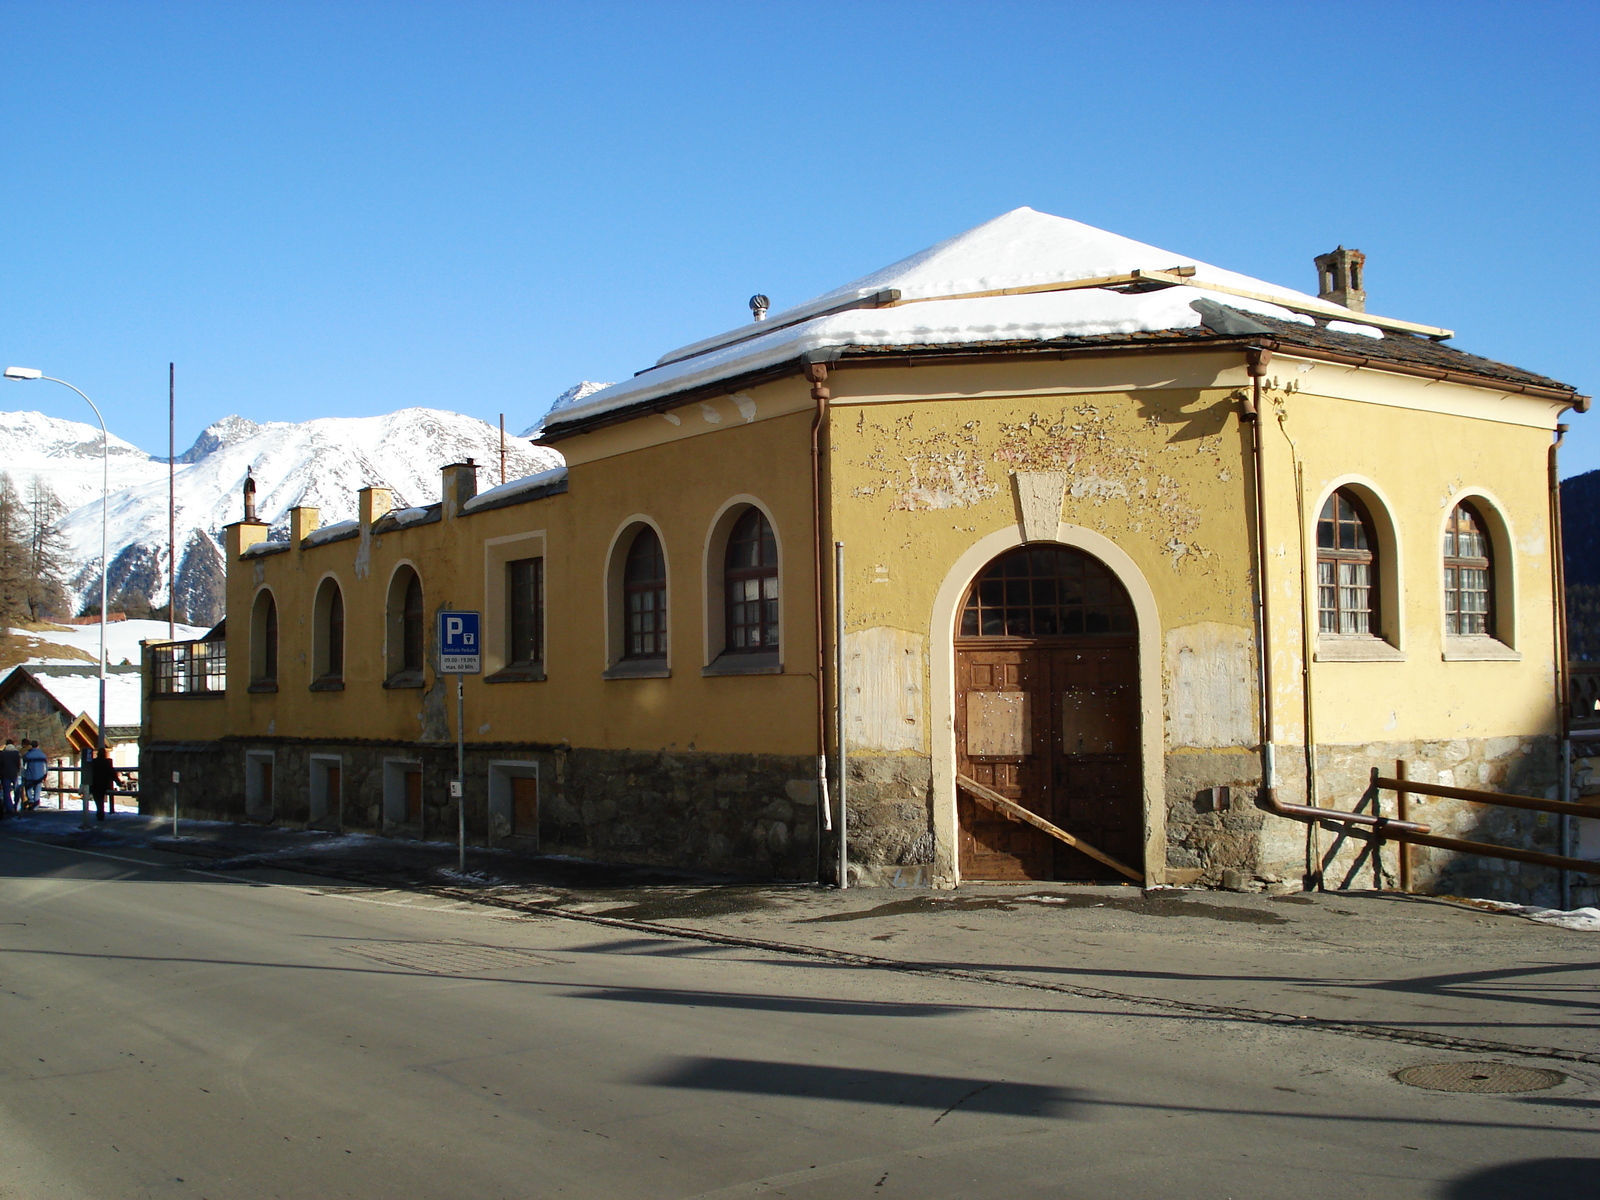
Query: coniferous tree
0,475,32,624
24,478,70,621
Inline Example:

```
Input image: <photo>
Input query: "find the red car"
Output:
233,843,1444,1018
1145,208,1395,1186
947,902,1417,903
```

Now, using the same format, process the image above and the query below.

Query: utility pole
499,413,506,486
168,363,176,640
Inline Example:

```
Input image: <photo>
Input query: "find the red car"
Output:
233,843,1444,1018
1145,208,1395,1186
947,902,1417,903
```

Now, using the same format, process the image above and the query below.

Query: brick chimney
359,486,393,530
441,459,478,518
1315,246,1366,312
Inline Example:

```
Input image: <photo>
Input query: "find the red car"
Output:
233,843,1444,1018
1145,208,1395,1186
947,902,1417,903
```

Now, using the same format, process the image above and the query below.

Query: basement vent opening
1393,1061,1564,1094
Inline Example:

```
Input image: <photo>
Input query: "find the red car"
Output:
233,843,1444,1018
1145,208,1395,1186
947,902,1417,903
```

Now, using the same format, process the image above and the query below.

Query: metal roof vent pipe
749,294,770,322
1315,246,1366,313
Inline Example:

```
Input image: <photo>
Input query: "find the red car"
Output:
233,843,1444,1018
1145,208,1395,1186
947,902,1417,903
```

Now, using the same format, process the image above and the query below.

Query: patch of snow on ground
15,619,211,664
1469,898,1600,931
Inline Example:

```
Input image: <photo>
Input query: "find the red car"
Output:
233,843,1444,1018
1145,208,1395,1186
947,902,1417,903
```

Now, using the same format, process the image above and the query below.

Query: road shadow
563,984,965,1018
1439,1158,1600,1198
640,1056,1080,1120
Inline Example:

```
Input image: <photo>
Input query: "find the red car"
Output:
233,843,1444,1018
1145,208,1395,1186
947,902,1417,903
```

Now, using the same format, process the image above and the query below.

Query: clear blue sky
3,2,1597,471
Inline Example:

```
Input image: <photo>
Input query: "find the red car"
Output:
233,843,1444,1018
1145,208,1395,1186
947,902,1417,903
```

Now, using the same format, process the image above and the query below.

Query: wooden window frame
622,527,667,660
958,545,1135,640
723,508,779,654
1316,490,1380,638
506,556,544,668
1443,501,1493,638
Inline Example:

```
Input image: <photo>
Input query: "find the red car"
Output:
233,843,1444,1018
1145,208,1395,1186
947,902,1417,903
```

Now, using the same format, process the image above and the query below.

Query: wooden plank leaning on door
956,773,1143,884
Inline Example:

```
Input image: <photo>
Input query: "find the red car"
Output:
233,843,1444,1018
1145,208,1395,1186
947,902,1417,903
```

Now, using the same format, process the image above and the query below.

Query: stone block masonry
1166,735,1563,905
139,739,820,881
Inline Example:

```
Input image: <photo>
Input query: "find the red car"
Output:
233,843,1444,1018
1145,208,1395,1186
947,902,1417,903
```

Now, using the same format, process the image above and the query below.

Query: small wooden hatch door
405,767,423,825
511,775,538,837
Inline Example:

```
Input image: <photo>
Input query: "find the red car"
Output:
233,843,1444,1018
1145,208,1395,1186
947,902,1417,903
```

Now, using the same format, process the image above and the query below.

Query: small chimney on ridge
749,294,770,322
1315,246,1366,313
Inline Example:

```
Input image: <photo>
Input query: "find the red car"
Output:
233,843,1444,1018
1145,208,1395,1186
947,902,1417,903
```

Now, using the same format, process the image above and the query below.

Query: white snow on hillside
0,394,588,622
552,207,1382,427
0,410,170,513
13,620,212,668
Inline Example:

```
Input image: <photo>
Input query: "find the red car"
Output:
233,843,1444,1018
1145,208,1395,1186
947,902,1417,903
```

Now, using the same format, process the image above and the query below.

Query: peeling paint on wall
1166,622,1255,749
853,415,1000,511
844,626,924,753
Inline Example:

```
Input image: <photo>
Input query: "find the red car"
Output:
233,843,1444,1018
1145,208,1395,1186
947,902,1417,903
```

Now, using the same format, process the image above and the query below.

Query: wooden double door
956,638,1141,880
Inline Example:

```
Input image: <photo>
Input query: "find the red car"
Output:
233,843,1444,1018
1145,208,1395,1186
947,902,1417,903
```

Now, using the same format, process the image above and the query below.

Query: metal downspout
1550,424,1572,908
1245,347,1307,853
805,355,838,884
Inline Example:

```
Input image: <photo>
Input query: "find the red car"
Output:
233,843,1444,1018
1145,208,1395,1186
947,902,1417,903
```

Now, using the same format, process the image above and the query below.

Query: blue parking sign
438,611,481,674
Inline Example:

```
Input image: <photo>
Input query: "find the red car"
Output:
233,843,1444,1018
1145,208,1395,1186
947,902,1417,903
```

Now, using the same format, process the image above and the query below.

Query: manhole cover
1394,1061,1565,1093
340,941,565,974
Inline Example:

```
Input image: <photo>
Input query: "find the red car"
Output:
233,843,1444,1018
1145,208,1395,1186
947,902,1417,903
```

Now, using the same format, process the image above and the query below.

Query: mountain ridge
5,406,563,625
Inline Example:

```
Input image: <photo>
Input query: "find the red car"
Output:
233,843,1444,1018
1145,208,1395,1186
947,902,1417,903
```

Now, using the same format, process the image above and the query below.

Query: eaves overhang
536,334,1585,445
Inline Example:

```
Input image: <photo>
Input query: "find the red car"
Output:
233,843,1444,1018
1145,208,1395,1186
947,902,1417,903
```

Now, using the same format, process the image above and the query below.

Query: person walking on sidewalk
0,739,19,817
22,741,49,811
88,749,120,823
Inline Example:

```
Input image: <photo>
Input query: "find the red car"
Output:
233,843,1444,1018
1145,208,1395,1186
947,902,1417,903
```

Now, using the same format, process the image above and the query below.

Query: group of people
0,738,51,816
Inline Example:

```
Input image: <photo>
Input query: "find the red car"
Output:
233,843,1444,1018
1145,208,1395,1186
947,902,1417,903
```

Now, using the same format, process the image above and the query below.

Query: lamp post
3,369,110,812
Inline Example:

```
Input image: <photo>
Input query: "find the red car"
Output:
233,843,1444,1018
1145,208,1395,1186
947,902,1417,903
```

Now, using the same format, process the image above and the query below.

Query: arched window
623,526,667,659
1317,490,1378,635
403,571,424,672
312,578,344,687
1444,501,1492,637
385,566,425,685
725,508,778,653
959,545,1134,637
250,590,278,689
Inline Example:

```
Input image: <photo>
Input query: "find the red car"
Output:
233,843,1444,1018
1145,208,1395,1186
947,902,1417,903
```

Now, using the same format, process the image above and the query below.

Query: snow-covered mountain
9,407,562,626
0,410,172,513
520,381,614,437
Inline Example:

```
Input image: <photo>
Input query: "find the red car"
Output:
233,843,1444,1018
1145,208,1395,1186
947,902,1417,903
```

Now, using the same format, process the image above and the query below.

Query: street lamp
4,368,110,821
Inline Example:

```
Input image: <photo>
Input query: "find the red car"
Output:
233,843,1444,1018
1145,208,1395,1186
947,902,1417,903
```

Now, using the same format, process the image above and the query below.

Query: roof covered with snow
541,208,1579,439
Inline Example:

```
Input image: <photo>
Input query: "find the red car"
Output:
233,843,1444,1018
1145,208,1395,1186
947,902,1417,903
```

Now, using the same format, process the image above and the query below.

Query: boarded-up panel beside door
965,692,1030,758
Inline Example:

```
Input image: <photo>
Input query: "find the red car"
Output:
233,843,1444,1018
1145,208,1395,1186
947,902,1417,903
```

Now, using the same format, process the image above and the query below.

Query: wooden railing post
1370,766,1384,889
1396,759,1411,893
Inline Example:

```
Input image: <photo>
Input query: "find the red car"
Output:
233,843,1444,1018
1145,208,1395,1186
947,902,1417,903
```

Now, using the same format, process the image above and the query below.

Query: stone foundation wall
140,738,821,881
840,753,935,887
1165,735,1564,905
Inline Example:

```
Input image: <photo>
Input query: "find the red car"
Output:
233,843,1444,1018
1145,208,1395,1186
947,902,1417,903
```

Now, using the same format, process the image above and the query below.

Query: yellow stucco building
143,209,1587,900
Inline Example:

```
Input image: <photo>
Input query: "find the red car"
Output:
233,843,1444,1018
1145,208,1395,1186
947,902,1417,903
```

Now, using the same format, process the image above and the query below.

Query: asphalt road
1,835,1595,1199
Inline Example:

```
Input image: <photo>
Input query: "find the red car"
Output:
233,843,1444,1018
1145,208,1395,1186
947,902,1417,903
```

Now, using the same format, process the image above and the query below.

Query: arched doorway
954,544,1141,880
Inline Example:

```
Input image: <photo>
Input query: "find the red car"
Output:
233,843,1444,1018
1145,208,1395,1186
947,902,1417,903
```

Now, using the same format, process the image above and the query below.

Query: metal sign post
437,611,481,875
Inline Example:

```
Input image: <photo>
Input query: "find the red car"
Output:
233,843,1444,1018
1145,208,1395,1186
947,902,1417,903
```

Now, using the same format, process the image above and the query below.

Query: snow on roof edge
544,286,1317,431
461,465,569,512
